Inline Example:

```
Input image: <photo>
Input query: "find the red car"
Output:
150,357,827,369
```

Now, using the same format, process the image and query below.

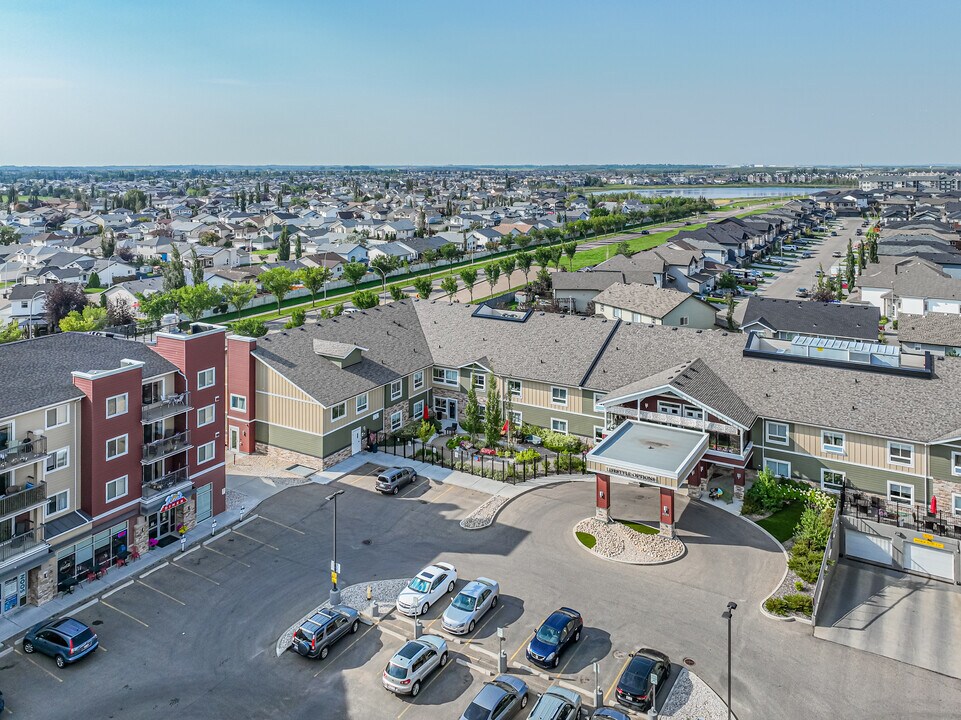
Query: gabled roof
592,282,707,319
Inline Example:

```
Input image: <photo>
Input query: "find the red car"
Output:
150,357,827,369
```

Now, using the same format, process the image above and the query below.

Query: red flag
930,495,938,514
422,405,429,421
501,420,509,434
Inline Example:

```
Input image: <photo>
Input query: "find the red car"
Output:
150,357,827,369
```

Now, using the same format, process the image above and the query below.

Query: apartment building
0,325,227,614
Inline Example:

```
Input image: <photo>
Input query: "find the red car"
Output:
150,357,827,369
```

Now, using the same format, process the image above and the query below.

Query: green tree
464,385,481,441
440,275,458,302
0,225,18,245
413,276,433,299
232,318,268,337
162,245,186,292
499,256,516,284
198,231,220,246
717,272,738,291
100,229,115,258
516,251,533,285
190,246,205,286
534,246,552,269
421,249,438,270
484,263,500,297
277,226,291,261
549,246,563,270
122,189,147,212
294,235,302,259
459,267,478,302
615,241,632,257
563,241,577,270
59,306,108,332
172,283,222,322
87,271,102,289
137,291,176,322
259,266,297,313
438,243,461,266
0,319,23,344
857,242,866,271
341,261,368,291
352,289,379,309
296,266,331,306
484,382,503,449
726,294,736,331
284,308,306,328
389,283,406,301
221,281,258,315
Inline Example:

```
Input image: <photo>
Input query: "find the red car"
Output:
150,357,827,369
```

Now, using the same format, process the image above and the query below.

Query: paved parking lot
4,465,961,719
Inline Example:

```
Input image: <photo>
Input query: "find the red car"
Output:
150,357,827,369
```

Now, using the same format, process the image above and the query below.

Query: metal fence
840,484,961,539
811,497,842,626
370,431,587,485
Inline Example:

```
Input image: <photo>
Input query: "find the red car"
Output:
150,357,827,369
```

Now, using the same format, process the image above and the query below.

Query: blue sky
1,0,958,166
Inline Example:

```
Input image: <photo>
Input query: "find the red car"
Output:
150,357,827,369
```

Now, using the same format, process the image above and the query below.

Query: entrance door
196,484,212,523
228,426,239,452
433,398,457,421
351,427,363,455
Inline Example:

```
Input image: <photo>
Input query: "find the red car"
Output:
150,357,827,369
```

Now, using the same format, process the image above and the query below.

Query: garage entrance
904,542,955,582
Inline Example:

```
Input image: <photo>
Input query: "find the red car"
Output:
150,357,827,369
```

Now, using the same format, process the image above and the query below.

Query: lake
594,186,831,199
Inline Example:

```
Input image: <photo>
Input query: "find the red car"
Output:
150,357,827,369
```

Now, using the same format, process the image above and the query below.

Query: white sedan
396,562,458,616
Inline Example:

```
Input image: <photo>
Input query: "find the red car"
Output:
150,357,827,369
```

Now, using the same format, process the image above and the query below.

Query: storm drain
285,464,317,477
683,657,696,667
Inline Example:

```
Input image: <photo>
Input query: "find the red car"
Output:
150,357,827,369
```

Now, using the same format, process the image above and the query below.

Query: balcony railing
142,431,191,463
0,481,47,519
610,407,739,436
142,392,191,424
0,530,45,565
0,435,48,471
142,467,190,500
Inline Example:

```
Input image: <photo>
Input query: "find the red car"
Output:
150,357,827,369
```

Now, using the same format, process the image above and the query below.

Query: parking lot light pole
722,601,737,720
327,490,344,605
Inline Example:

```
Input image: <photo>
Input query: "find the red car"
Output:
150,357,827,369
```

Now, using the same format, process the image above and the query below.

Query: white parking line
102,580,133,599
140,561,168,578
101,600,149,628
232,529,279,551
64,598,99,616
234,514,259,530
203,544,251,568
14,648,62,683
168,560,220,585
257,515,305,535
173,546,199,560
136,580,186,606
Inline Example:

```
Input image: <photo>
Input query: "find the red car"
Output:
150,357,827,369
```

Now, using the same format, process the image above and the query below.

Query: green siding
930,442,961,483
383,377,409,407
514,404,600,439
255,422,324,458
759,447,925,498
751,420,798,453
324,413,385,456
662,299,718,329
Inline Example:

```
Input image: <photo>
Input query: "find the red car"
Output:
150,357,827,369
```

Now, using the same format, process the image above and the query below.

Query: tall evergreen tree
277,226,291,261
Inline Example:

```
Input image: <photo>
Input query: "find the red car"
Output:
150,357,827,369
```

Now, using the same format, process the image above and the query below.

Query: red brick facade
226,335,257,454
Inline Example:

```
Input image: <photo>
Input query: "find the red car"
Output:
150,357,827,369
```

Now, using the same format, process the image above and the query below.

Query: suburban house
897,313,961,357
859,257,961,318
592,282,719,329
552,271,626,313
740,298,881,341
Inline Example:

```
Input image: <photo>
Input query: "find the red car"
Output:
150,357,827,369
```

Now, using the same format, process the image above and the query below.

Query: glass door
196,484,212,523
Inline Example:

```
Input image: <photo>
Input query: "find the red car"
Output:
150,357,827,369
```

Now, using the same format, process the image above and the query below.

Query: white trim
472,373,486,391
355,393,369,414
105,393,128,419
45,403,70,429
197,367,216,390
952,492,961,518
599,382,750,431
197,404,216,427
952,451,961,478
411,370,425,391
765,421,789,446
389,410,403,433
44,446,69,475
44,489,70,519
431,367,459,387
105,475,129,503
254,390,320,406
105,434,128,460
507,409,523,427
657,401,682,416
821,430,845,455
412,400,425,420
551,387,568,407
683,405,704,420
252,356,324,405
91,496,142,521
550,418,569,434
593,425,605,442
764,457,791,478
820,468,845,493
320,407,382,437
229,394,247,412
758,444,926,478
887,479,914,505
0,398,80,427
331,402,347,422
887,441,914,467
508,379,523,399
197,441,216,465
389,380,403,402
592,392,605,413
190,460,226,479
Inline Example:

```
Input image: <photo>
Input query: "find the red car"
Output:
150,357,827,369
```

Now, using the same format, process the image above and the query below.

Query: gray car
375,466,417,495
382,635,448,696
527,685,582,720
23,617,98,668
442,577,499,635
290,605,360,659
459,674,528,719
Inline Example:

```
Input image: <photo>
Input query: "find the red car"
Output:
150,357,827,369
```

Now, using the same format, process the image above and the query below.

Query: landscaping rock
460,495,509,529
575,517,684,564
661,667,732,719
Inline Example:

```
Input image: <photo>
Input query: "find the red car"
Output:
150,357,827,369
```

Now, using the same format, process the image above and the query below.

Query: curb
570,521,686,566
460,475,591,530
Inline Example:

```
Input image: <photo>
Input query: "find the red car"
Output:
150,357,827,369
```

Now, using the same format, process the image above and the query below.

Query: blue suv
526,607,582,669
24,617,99,668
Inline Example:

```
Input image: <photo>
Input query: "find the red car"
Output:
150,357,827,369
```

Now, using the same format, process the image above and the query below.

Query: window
389,411,403,433
432,368,458,386
821,431,845,454
105,393,127,419
412,370,424,391
331,402,347,421
46,489,69,517
106,476,128,502
953,452,961,477
764,458,791,478
197,404,216,426
594,426,605,442
612,307,622,319
550,418,568,434
593,392,605,413
679,316,689,326
551,387,568,406
229,394,247,412
887,481,914,505
45,447,69,473
888,442,914,466
197,441,215,465
355,393,368,414
197,368,216,390
657,401,681,416
821,469,845,493
683,406,704,420
106,435,128,460
507,410,522,426
953,494,961,518
389,380,402,401
46,404,69,428
765,421,789,446
507,380,522,398
472,373,486,391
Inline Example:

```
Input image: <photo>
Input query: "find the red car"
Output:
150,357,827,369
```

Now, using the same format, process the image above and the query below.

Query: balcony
0,435,48,473
0,481,47,520
610,406,739,436
0,531,47,568
142,430,191,464
142,392,191,424
142,467,191,501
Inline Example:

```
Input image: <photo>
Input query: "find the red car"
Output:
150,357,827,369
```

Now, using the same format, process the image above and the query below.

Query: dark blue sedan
526,607,582,669
24,617,98,668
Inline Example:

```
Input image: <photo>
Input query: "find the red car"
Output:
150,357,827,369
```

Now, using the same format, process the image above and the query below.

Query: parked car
290,605,360,659
814,269,824,277
795,287,809,298
442,577,499,634
527,685,582,720
382,635,448,696
801,252,813,259
855,229,863,236
376,466,417,495
397,562,458,616
590,708,630,720
458,674,529,720
615,648,671,712
640,229,649,235
23,617,98,668
526,607,582,669
832,251,843,258
830,231,838,236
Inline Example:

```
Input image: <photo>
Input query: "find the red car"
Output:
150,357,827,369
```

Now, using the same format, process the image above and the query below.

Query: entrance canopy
587,420,707,490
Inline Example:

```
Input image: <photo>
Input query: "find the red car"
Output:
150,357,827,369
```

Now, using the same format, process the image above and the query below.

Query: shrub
284,308,306,328
513,449,541,464
764,594,812,617
788,538,824,584
446,435,469,450
540,430,583,454
232,318,268,337
794,580,805,592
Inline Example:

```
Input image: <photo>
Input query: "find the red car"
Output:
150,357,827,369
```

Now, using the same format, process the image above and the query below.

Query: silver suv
382,635,449,696
527,685,582,720
376,466,417,495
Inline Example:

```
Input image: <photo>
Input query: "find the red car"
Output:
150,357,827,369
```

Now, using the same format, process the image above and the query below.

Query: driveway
814,558,961,679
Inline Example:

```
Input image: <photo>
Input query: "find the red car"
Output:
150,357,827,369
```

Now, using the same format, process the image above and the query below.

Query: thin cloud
203,78,249,87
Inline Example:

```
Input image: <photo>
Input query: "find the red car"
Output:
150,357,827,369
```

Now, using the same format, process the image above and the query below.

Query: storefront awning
586,420,707,490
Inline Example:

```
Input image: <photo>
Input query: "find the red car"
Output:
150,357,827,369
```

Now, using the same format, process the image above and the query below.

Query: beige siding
324,387,385,432
255,360,325,435
792,423,926,476
503,378,583,415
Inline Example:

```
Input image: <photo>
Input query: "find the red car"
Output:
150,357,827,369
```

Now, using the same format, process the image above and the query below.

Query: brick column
596,473,611,522
659,487,676,538
688,462,705,499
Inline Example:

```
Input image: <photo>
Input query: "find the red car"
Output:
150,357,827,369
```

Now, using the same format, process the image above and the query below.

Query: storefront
144,489,192,548
56,521,130,589
1,572,27,614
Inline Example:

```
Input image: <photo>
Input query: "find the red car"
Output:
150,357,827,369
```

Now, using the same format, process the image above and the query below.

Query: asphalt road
3,471,958,719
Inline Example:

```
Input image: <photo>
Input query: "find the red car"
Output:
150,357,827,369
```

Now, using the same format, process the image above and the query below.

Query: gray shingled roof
551,271,625,292
593,282,703,319
740,298,880,341
897,313,961,347
0,333,178,420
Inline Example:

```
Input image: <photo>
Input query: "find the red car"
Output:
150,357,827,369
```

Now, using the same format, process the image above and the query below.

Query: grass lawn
83,288,102,294
576,531,597,549
615,519,659,535
569,226,701,270
757,501,804,543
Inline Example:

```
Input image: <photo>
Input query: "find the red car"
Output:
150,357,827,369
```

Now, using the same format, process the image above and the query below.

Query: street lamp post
722,601,737,720
327,490,344,604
